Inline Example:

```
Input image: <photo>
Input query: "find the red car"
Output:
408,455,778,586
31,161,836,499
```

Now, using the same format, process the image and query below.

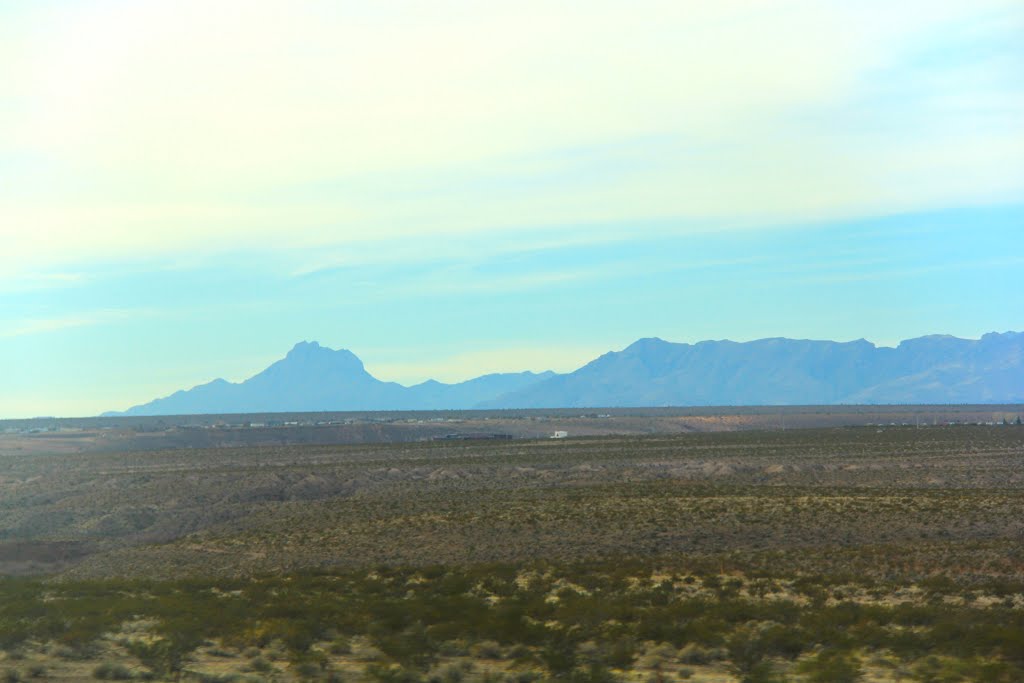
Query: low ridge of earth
2,424,1021,579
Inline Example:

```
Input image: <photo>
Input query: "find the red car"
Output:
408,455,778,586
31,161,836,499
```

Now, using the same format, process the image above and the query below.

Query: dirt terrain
3,421,1024,682
2,424,1022,579
2,405,1019,457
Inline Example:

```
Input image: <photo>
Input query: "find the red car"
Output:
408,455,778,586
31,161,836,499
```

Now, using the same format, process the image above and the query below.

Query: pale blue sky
1,1,1022,417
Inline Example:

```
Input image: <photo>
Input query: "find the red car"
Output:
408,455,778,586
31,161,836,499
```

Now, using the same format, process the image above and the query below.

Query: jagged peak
263,341,369,381
982,331,1022,341
624,337,671,352
286,340,323,356
107,331,1020,415
284,340,359,361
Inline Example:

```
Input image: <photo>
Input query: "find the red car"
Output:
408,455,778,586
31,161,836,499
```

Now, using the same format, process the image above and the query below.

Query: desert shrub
249,656,272,673
426,663,465,683
973,660,1024,683
6,542,1024,682
756,624,805,660
569,663,621,683
912,655,964,683
510,671,541,683
371,623,437,668
738,661,784,683
539,634,577,675
329,638,352,655
797,651,862,683
366,664,424,683
127,635,199,679
292,660,322,679
471,640,503,659
726,626,768,676
92,662,132,680
602,638,634,671
677,644,713,665
55,642,102,661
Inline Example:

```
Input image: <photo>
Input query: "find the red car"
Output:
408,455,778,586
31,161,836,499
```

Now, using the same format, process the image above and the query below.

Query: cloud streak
1,0,1021,277
0,309,149,339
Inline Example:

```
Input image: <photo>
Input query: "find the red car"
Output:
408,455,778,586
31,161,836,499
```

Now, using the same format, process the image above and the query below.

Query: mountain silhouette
110,341,554,415
483,332,1024,408
107,332,1023,415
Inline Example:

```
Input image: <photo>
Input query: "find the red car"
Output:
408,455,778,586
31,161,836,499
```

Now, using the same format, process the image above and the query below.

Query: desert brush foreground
2,425,1023,682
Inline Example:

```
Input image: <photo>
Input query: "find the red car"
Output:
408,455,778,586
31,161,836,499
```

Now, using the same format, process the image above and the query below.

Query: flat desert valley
1,408,1022,682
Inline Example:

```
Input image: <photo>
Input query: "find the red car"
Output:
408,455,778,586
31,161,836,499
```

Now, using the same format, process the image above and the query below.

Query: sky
1,0,1022,418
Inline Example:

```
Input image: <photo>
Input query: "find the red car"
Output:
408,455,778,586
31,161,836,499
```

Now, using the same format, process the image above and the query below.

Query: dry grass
2,425,1023,681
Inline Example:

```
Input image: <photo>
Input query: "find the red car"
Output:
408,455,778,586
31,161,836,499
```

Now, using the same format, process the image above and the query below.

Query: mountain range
107,332,1024,415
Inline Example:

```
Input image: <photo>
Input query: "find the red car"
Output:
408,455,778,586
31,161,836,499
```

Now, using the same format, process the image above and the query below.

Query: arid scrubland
1,425,1023,681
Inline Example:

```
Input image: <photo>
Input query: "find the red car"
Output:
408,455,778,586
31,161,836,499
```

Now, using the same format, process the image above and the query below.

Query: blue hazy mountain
110,341,556,415
482,332,1024,408
109,332,1022,416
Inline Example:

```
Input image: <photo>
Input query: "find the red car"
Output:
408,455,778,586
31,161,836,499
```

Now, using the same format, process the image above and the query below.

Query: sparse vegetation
1,556,1023,681
93,662,133,680
0,424,1022,680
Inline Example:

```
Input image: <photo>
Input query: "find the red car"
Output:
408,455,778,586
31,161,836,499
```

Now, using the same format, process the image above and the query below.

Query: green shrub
510,672,540,683
366,664,424,683
539,635,577,675
426,663,465,683
603,638,636,668
726,626,768,676
677,644,712,665
471,640,503,659
797,651,862,683
195,675,241,683
738,661,784,683
293,660,322,679
569,663,621,683
249,656,272,673
56,643,102,661
92,662,133,680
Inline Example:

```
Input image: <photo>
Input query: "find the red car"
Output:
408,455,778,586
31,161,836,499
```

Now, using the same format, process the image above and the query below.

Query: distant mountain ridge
483,332,1024,408
107,332,1023,416
108,341,555,416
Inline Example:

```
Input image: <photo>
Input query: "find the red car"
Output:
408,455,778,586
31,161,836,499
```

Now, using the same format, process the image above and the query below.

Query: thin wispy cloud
2,0,1021,276
0,271,86,294
0,309,145,339
286,228,633,280
1,1,1021,417
792,256,1024,285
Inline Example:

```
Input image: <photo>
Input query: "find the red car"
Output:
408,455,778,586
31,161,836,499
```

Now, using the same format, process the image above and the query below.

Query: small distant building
551,431,568,439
